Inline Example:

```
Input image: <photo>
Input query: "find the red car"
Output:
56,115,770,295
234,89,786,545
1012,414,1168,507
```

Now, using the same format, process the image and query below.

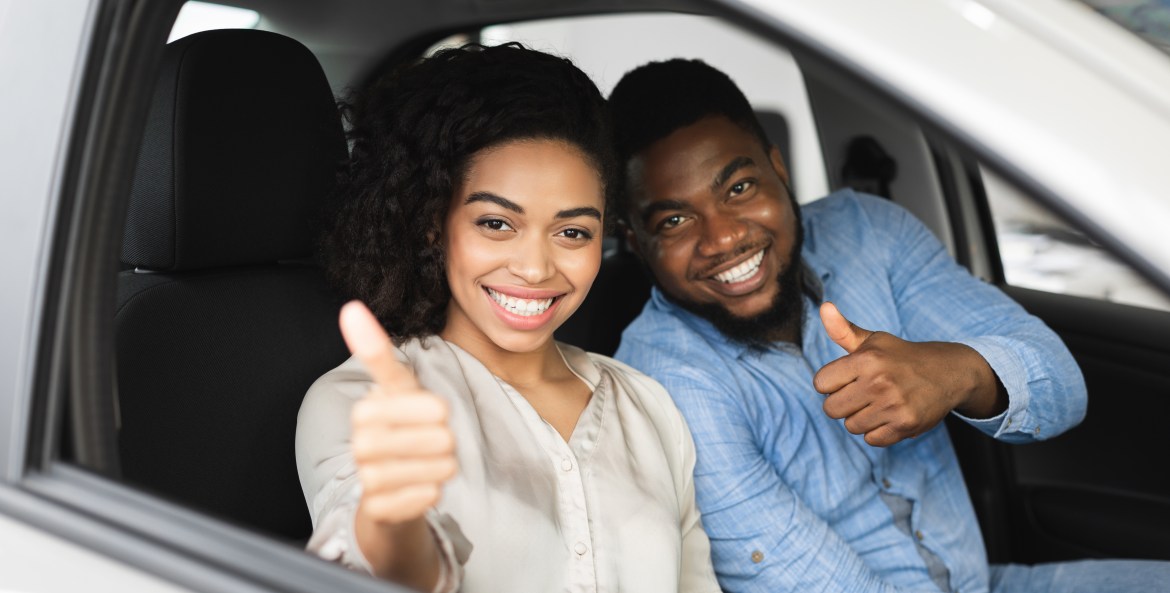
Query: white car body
0,0,1166,590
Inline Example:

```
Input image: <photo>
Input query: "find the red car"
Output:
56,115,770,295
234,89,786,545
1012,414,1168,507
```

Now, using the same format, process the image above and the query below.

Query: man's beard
664,219,805,351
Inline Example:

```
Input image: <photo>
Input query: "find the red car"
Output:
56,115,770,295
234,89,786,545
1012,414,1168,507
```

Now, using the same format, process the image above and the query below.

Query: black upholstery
755,109,793,189
555,240,652,356
116,29,349,540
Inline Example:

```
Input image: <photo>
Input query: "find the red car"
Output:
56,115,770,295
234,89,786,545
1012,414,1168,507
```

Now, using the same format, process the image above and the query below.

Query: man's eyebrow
556,206,602,220
640,199,688,226
711,156,756,191
465,191,523,213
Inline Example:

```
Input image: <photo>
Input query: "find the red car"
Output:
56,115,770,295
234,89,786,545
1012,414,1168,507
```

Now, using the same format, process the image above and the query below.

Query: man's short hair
608,59,771,176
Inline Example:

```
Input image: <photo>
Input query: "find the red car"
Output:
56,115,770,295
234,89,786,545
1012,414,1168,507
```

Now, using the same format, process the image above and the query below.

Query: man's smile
712,248,765,284
697,245,773,298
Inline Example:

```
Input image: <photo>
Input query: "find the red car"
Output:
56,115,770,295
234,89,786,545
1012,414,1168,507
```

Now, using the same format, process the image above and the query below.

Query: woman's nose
507,236,556,284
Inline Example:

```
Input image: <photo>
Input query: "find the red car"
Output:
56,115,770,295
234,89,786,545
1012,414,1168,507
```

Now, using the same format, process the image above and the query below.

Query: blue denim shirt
615,191,1087,593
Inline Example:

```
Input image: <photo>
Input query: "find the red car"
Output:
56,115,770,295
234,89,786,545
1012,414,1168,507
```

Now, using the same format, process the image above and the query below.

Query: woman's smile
483,285,564,330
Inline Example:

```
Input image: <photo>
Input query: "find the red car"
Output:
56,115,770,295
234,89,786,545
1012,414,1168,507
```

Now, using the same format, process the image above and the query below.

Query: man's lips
698,244,768,282
697,246,770,297
711,249,766,284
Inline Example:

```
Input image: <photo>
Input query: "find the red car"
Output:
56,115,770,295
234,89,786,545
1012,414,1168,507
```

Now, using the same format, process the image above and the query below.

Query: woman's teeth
714,250,765,283
487,288,555,316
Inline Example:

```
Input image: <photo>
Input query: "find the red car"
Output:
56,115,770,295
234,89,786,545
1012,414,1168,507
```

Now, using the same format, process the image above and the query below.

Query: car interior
31,0,1170,589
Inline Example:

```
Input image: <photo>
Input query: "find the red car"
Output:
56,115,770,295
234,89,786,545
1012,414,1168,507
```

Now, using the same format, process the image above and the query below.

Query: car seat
555,238,652,356
114,29,349,541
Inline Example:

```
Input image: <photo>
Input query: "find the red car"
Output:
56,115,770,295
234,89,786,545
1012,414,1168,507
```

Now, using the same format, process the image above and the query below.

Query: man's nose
507,236,556,284
696,213,748,257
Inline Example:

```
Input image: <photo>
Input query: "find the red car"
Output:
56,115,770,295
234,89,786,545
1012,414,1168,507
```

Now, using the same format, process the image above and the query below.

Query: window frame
4,0,406,590
14,0,1170,587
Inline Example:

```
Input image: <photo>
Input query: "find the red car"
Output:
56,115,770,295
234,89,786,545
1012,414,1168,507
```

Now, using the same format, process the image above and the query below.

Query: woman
296,44,719,593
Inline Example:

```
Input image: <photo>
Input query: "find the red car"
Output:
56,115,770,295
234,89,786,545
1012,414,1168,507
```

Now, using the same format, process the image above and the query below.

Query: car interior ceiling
102,0,1170,563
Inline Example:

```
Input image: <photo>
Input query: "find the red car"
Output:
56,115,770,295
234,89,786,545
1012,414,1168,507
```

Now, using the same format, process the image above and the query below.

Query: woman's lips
483,286,564,330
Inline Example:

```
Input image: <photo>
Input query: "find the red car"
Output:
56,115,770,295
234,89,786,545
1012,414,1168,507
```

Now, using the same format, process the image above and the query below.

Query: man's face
626,115,802,332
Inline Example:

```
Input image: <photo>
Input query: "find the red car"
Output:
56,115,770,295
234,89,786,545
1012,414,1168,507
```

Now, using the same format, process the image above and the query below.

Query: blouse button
561,457,574,471
882,478,891,489
574,542,588,556
751,550,764,563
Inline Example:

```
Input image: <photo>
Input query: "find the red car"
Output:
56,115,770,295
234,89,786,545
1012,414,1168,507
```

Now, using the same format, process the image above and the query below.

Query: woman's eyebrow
465,191,523,213
556,206,602,220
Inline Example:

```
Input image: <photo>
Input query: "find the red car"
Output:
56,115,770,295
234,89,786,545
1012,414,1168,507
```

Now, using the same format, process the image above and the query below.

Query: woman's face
440,138,605,355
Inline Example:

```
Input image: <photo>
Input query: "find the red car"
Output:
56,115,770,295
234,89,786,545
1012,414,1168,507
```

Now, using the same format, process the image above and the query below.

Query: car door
0,1,405,591
980,171,1170,563
791,1,1170,563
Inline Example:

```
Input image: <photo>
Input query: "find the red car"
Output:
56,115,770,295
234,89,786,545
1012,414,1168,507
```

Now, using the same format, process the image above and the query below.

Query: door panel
1002,286,1170,562
0,508,193,593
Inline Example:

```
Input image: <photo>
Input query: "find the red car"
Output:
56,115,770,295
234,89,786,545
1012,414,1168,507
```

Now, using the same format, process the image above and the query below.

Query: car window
20,3,401,591
476,13,830,206
169,1,260,42
1076,0,1170,56
983,166,1170,312
22,1,1169,591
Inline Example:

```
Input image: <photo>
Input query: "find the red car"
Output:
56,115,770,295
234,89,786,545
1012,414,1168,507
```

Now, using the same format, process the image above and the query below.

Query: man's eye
730,180,754,196
659,215,685,230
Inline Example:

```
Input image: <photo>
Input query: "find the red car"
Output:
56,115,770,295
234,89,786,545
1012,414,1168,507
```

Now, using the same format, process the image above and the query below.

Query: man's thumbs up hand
341,301,458,526
819,301,874,353
813,302,1002,447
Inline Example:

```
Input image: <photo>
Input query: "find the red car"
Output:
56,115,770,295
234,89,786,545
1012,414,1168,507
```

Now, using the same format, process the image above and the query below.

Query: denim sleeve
658,366,939,593
868,195,1087,442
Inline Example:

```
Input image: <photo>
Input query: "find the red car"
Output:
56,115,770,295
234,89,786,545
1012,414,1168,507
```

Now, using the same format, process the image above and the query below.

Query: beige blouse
296,335,720,593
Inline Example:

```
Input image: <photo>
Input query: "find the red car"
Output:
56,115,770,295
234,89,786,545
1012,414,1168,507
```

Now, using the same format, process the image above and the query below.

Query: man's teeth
714,250,765,283
487,288,555,317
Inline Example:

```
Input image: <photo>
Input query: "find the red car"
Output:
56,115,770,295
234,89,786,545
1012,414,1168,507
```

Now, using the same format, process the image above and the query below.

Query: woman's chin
482,323,561,354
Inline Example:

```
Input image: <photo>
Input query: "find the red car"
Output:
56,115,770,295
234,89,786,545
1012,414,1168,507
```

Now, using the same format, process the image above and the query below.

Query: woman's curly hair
320,43,617,340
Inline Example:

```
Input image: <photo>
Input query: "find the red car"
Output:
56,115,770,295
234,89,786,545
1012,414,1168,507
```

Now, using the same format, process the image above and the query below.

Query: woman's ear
426,211,445,248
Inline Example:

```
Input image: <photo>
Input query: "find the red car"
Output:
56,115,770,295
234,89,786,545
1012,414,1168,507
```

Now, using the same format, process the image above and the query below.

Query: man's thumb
819,301,871,353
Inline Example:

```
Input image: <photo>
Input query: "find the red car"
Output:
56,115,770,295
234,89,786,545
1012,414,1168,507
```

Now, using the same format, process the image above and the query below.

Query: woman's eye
559,228,593,241
478,218,513,232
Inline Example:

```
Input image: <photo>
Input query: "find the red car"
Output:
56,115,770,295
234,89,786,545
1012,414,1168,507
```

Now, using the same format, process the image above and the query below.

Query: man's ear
769,145,790,186
618,219,643,258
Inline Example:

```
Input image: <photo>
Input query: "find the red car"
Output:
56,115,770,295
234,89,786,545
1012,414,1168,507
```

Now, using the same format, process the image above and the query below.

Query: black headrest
123,29,346,272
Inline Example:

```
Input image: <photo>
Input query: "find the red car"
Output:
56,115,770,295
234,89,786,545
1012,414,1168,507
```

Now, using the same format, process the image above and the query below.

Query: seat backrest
555,239,652,356
115,29,349,540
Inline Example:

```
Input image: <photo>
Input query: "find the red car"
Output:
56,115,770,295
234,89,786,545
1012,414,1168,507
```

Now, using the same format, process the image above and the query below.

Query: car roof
740,0,1170,291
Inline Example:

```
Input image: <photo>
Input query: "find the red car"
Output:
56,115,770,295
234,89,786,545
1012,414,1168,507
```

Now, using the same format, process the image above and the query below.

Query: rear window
1077,0,1170,56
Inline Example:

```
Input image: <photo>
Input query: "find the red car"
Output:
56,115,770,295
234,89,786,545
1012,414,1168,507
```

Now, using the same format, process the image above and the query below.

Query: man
609,58,1169,592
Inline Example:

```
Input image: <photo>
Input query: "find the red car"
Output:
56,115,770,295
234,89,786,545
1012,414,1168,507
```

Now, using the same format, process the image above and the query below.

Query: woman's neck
438,320,592,442
438,327,572,388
